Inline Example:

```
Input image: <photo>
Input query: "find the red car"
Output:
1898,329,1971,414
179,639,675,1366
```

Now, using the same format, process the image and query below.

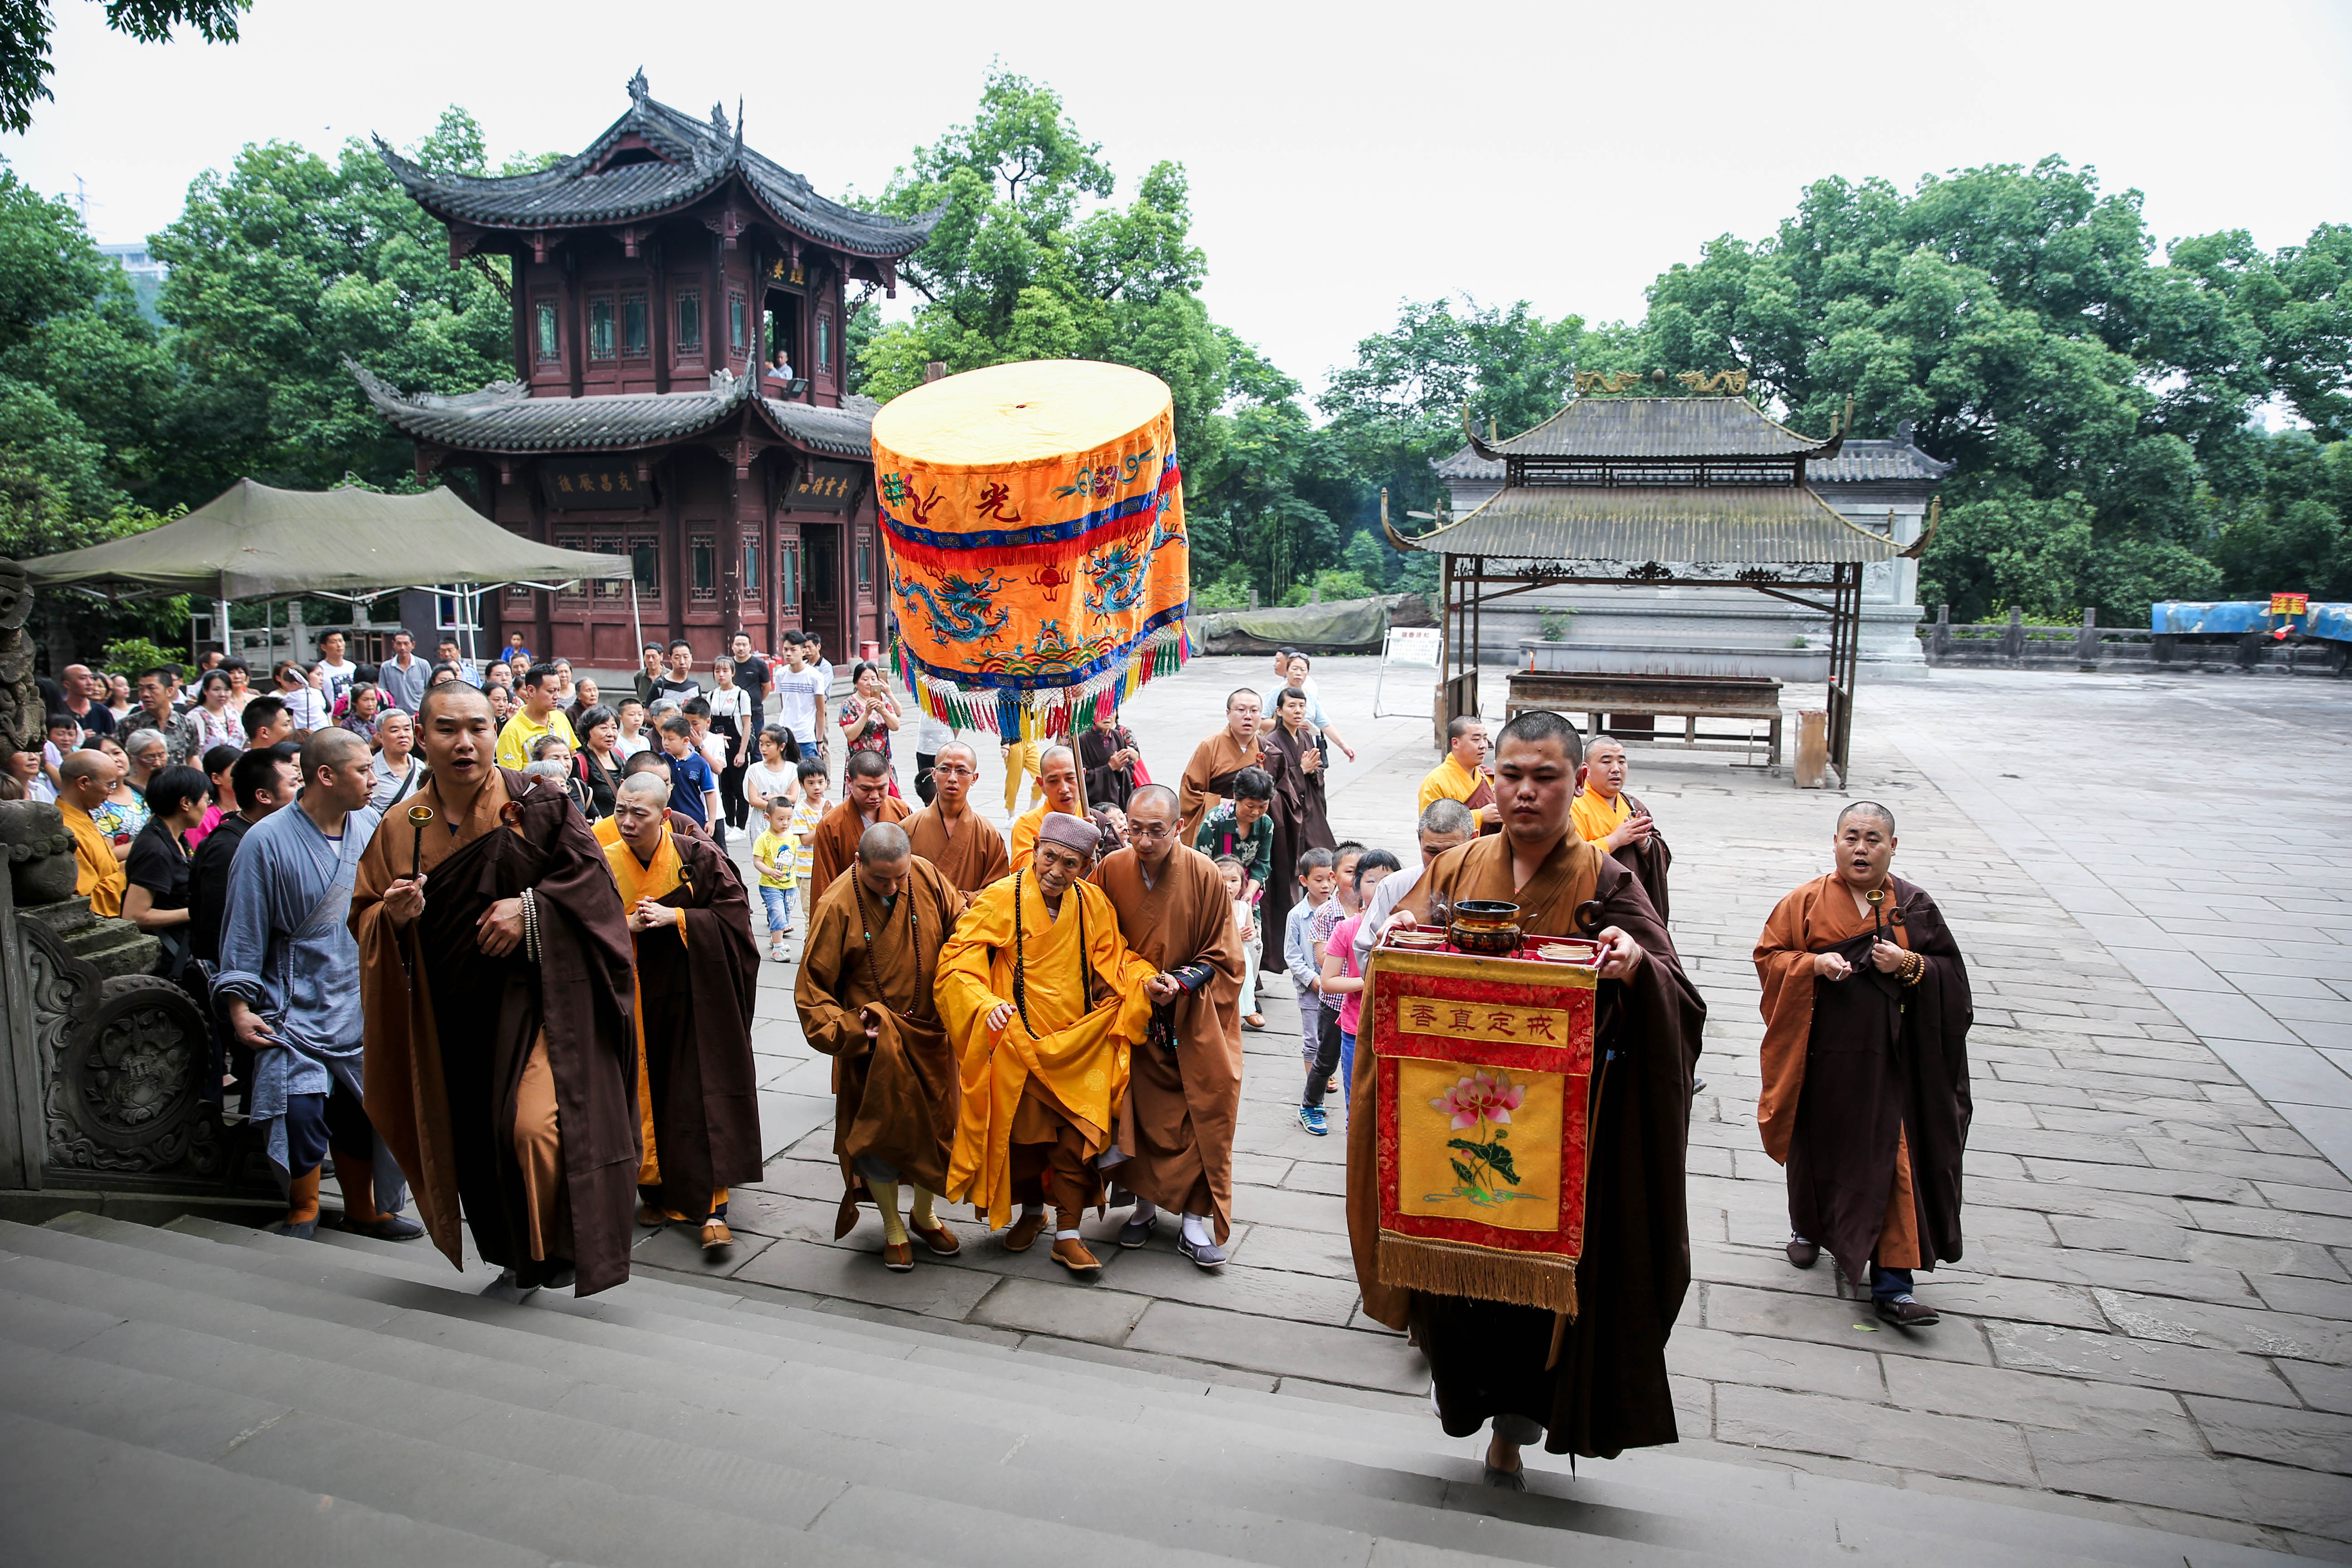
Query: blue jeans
1340,1031,1356,1108
1872,1266,1915,1301
759,884,792,934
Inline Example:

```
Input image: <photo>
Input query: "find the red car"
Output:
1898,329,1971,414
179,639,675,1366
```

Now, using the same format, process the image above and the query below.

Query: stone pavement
656,654,2350,1558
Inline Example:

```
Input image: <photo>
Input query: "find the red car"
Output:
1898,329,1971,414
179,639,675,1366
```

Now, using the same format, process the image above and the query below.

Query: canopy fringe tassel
896,624,1191,740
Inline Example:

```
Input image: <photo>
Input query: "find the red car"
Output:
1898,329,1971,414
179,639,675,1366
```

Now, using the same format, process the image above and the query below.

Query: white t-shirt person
770,664,825,748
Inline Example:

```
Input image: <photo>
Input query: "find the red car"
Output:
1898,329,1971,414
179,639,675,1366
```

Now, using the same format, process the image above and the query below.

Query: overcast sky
10,0,2350,398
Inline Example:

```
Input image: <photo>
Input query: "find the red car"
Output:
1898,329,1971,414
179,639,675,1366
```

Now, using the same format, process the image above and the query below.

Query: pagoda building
355,73,938,666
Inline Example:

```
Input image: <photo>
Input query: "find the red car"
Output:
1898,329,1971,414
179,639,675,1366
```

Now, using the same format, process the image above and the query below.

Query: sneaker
1297,1104,1328,1137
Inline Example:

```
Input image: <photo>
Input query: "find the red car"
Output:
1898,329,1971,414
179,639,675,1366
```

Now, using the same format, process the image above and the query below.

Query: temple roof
350,363,879,458
1393,484,1902,565
374,79,937,260
1463,395,1838,462
1436,434,1951,487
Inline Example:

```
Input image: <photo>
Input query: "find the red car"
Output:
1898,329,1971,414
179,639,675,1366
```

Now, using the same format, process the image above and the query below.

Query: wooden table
1504,671,1784,768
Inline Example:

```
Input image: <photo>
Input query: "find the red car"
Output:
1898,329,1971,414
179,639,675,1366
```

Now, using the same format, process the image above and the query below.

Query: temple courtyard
669,655,2352,1555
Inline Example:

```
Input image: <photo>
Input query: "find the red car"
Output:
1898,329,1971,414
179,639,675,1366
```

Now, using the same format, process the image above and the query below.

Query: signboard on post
2270,592,2310,618
1373,626,1443,717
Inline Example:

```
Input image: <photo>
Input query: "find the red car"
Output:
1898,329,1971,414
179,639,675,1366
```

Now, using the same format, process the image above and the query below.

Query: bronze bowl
1448,899,1522,956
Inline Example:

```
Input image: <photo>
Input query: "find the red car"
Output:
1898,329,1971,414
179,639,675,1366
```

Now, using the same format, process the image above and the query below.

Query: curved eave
1391,482,1902,566
1474,395,1845,462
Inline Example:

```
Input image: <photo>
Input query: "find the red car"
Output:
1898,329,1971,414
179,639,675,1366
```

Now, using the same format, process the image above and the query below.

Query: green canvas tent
24,479,630,602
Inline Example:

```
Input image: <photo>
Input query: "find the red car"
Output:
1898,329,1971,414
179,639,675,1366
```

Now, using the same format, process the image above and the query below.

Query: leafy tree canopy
0,0,250,133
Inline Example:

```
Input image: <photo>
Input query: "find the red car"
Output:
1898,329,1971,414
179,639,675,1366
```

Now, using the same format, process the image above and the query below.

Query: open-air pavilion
1387,390,1921,786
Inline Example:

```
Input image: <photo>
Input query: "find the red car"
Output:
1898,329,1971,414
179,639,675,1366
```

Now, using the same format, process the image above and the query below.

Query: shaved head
1838,800,1896,835
858,821,911,865
617,772,669,804
936,739,980,768
58,750,111,788
845,749,891,780
300,726,367,782
1129,783,1177,816
418,679,493,726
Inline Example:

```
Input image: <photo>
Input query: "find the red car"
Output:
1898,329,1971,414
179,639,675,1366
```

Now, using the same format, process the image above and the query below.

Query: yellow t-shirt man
495,707,578,773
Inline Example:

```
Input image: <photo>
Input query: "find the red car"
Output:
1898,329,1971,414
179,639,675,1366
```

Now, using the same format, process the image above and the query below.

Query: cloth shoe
1297,1104,1328,1137
700,1219,735,1255
479,1267,539,1303
1785,1236,1819,1269
268,1218,317,1240
1050,1235,1102,1274
1003,1210,1048,1253
1117,1210,1158,1249
636,1201,667,1227
911,1217,960,1255
337,1212,424,1242
1177,1213,1226,1269
881,1239,915,1272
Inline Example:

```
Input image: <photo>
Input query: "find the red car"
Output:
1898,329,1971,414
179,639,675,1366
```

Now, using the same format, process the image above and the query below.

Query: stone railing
1921,606,2350,675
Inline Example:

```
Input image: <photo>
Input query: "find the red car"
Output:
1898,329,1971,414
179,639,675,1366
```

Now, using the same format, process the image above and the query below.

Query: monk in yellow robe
604,773,764,1254
1416,714,1498,834
1754,801,1972,1328
58,750,126,916
905,740,1009,894
1177,689,1268,842
1007,743,1085,872
1570,736,1671,922
939,809,1155,1274
1001,735,1045,816
796,821,967,1270
592,752,710,850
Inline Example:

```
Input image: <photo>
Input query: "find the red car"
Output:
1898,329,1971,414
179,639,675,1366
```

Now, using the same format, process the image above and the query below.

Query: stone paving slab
653,654,2352,1553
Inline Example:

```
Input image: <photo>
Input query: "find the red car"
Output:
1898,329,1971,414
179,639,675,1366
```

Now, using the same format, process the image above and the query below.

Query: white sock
1181,1213,1214,1245
1056,1229,1080,1240
1130,1197,1157,1222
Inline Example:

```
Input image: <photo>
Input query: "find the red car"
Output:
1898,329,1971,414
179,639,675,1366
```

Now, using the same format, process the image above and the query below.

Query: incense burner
1448,900,1523,956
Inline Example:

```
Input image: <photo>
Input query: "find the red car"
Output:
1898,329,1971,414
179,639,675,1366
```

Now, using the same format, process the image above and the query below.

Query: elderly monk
1178,689,1269,842
605,772,763,1256
1417,714,1499,834
1008,744,1085,872
1755,802,1973,1328
57,749,127,917
797,821,968,1269
1572,736,1671,923
811,749,911,892
353,682,639,1299
1097,784,1248,1265
906,740,1008,894
1358,708,1706,1480
940,810,1156,1274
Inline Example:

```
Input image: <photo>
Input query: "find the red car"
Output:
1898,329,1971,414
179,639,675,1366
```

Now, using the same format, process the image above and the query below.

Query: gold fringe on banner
1377,1231,1579,1317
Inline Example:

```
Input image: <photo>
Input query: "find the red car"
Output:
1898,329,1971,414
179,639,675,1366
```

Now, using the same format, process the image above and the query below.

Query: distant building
98,243,166,323
353,74,940,666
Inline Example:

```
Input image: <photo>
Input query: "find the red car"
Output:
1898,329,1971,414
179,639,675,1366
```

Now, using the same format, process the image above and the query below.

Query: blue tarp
2151,601,2351,641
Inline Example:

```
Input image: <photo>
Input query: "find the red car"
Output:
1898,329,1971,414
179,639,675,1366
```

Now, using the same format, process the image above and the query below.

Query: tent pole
630,578,644,667
216,598,233,660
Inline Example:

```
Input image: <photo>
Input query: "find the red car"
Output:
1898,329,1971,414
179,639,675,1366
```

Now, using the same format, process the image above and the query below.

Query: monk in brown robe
1096,784,1248,1265
940,810,1156,1274
593,751,711,851
811,749,910,892
353,682,639,1298
796,821,967,1269
1571,737,1671,923
606,773,764,1255
1007,744,1086,872
1351,708,1705,1479
1754,801,1972,1328
905,740,1009,894
1178,688,1269,842
1260,685,1336,923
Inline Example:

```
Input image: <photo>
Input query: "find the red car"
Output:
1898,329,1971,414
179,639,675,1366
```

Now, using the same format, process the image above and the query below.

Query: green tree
149,107,528,505
0,0,250,132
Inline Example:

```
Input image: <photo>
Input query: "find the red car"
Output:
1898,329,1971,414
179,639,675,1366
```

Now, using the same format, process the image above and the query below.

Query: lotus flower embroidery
1426,1071,1538,1207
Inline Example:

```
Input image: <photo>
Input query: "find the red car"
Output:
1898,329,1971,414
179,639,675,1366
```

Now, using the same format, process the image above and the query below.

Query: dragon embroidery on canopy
896,569,1011,644
1082,540,1150,617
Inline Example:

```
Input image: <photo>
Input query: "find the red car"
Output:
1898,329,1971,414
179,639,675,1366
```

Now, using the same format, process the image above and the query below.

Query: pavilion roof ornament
371,84,942,260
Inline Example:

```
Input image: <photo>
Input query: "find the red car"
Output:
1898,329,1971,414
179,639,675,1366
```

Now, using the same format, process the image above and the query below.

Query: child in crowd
1311,848,1402,1127
683,698,729,845
1193,766,1276,1027
613,697,651,758
752,796,797,960
658,713,720,830
1214,854,1261,1030
1284,848,1339,1078
788,757,828,930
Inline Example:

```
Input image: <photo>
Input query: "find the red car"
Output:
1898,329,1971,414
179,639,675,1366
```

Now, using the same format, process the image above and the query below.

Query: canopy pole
630,578,644,668
215,598,233,660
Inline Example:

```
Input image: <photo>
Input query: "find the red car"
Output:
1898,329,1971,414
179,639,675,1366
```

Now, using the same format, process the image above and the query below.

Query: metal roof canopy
24,478,632,604
1396,394,1935,787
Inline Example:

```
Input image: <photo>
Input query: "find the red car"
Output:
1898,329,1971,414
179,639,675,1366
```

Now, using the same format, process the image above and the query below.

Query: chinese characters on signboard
788,461,862,512
540,461,653,510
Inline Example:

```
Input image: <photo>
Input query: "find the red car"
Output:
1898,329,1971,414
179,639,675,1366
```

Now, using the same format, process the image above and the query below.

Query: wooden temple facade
357,74,938,665
1392,392,1913,784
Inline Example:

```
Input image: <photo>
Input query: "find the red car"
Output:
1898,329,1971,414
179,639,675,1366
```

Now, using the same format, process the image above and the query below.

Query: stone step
0,1405,561,1568
4,1216,2285,1568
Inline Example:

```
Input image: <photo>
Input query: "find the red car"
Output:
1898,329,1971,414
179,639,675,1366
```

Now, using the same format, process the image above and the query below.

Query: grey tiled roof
375,86,937,259
351,363,877,458
1807,438,1953,484
1396,483,1901,565
1473,396,1836,460
1432,445,1503,481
